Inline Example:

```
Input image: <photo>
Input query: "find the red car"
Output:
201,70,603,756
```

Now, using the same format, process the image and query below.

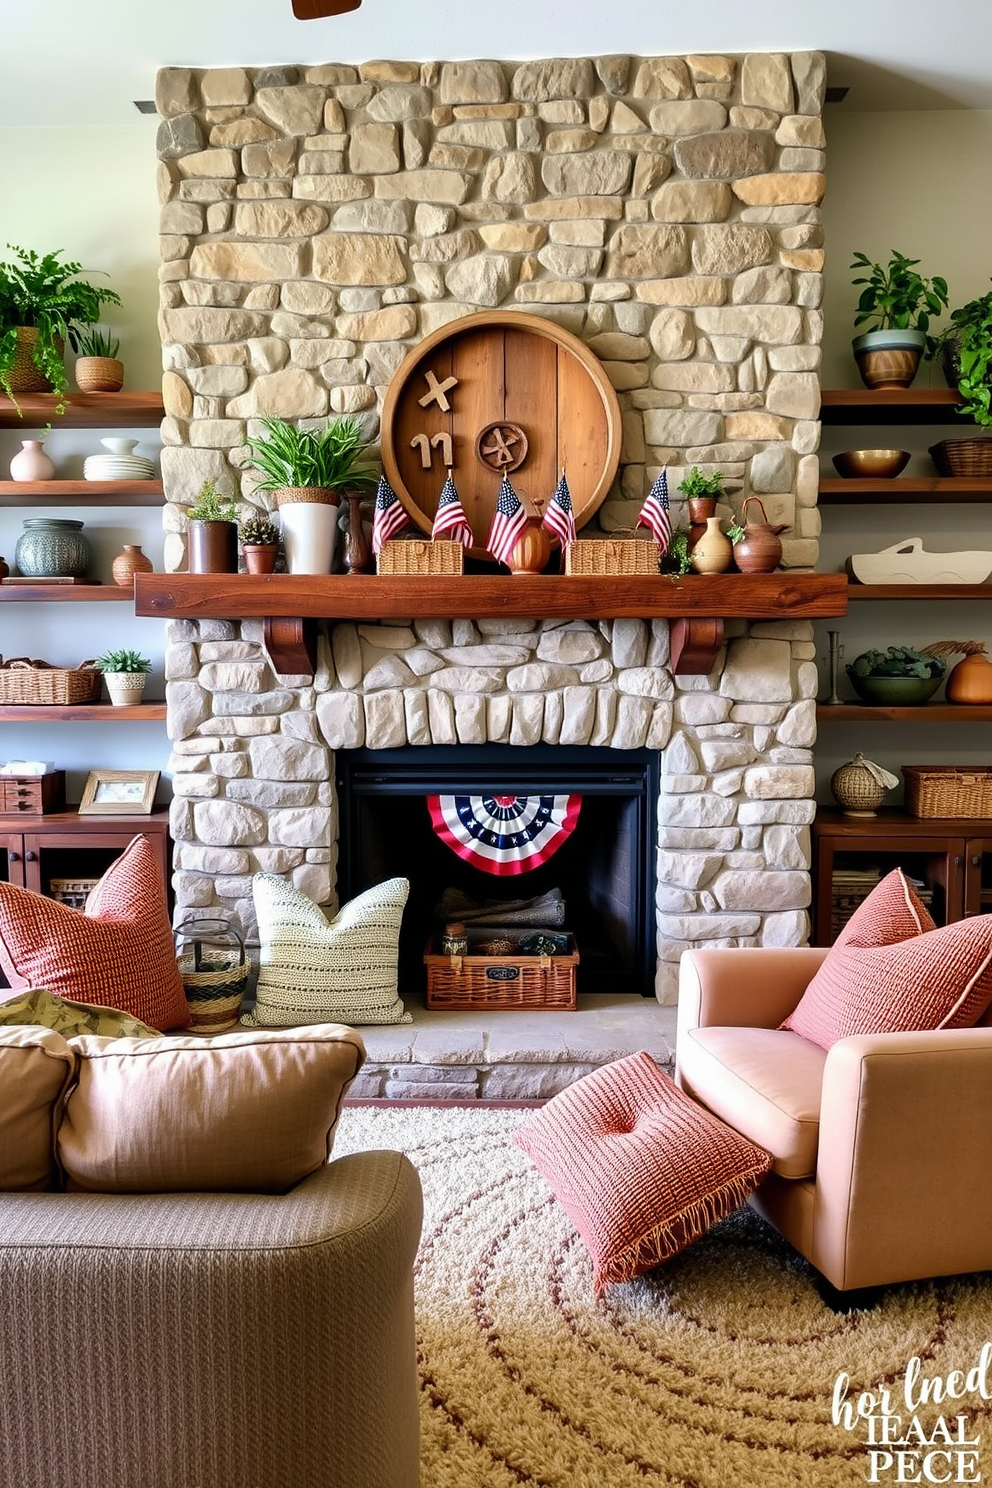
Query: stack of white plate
83,452,157,481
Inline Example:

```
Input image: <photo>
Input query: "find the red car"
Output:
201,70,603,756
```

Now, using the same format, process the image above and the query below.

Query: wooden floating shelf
817,704,992,722
846,582,992,600
820,389,966,425
0,480,163,506
0,392,165,429
0,703,167,722
0,584,135,602
135,571,848,679
819,477,992,503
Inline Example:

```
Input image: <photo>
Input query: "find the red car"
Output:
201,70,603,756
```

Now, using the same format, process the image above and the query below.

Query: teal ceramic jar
15,518,92,578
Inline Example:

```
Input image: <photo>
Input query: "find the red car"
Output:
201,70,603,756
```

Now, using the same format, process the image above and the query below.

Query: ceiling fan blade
292,0,361,16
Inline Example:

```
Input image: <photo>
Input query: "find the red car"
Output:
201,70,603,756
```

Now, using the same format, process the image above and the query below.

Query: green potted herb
0,246,122,414
929,287,992,469
660,526,692,577
846,645,947,706
74,325,123,394
90,648,153,708
239,511,281,575
187,479,239,574
244,416,378,574
850,249,948,390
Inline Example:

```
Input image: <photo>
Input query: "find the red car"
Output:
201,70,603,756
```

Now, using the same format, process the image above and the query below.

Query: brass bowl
832,449,911,479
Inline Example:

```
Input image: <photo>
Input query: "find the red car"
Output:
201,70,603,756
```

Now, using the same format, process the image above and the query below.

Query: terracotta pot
112,543,153,588
946,652,992,705
188,520,238,574
685,495,717,553
689,516,733,575
242,544,279,575
75,356,124,394
733,496,788,574
506,517,552,575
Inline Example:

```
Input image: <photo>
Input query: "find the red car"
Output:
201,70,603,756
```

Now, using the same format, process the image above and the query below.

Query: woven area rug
334,1104,992,1488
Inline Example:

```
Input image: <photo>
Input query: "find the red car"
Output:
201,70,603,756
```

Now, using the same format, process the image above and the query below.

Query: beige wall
821,107,992,386
0,125,162,391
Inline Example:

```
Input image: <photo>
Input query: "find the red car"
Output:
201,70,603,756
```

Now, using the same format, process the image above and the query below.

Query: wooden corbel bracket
669,617,725,675
262,616,319,678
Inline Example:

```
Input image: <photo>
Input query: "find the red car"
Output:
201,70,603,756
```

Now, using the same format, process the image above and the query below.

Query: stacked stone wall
155,50,826,1003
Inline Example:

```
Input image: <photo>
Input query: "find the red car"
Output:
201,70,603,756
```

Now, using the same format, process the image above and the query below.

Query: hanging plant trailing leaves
0,246,122,415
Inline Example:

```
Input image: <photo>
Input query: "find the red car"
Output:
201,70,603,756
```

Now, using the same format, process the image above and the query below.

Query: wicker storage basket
48,876,101,911
903,765,992,819
376,539,464,575
0,657,101,706
424,931,578,1010
929,438,992,478
564,537,659,576
830,873,933,941
175,918,249,1033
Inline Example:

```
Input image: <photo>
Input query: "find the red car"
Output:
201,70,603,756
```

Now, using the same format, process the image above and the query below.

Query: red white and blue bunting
427,794,581,876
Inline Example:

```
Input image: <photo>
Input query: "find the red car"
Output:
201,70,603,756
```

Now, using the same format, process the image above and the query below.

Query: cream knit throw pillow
243,874,413,1027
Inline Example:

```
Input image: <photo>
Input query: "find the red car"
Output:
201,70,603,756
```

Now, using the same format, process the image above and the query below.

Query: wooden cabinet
812,808,992,944
0,811,170,895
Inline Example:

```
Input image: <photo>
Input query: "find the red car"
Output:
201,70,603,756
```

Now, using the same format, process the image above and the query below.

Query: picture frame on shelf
78,769,159,815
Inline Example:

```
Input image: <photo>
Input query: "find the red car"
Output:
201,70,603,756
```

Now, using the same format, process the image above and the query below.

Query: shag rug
333,1104,992,1488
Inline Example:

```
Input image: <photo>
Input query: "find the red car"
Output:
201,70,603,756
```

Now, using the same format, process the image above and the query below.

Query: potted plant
0,246,122,415
244,416,378,574
239,511,281,575
677,467,725,554
187,479,239,574
74,325,123,394
850,249,948,390
89,648,153,708
845,644,947,706
927,286,992,474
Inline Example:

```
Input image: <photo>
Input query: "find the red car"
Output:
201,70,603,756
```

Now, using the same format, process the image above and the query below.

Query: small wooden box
0,771,66,815
424,930,578,1011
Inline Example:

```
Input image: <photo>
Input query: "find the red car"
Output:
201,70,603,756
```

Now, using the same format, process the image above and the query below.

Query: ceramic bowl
847,672,944,706
832,449,911,479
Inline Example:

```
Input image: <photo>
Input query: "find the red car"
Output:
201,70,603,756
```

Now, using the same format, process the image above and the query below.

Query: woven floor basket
565,538,659,575
903,765,992,819
424,934,578,1010
929,438,992,477
178,951,250,1032
376,539,464,575
0,658,101,706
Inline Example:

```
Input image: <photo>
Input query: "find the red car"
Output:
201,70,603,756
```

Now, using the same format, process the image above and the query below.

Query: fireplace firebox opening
336,745,659,999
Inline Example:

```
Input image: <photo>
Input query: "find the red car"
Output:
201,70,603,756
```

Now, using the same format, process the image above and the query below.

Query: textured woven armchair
0,1149,423,1488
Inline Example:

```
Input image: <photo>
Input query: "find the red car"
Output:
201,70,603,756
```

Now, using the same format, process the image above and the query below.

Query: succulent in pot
244,416,378,574
239,511,281,575
850,249,948,390
74,325,123,394
0,246,122,415
187,479,239,574
846,644,947,706
90,648,153,708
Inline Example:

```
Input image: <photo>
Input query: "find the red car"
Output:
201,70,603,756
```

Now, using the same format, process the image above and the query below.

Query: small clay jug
946,648,992,705
732,496,788,574
112,543,153,588
689,516,733,575
506,516,551,575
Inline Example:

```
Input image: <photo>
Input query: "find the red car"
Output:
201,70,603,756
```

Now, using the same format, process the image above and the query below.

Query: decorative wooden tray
380,311,622,560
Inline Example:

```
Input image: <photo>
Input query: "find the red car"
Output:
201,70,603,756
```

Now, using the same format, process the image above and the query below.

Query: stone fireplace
155,48,826,1004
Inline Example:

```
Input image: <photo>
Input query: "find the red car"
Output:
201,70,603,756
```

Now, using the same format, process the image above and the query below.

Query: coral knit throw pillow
0,835,188,1031
783,867,992,1050
514,1050,772,1294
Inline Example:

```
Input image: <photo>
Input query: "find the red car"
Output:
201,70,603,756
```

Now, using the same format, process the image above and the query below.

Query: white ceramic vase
10,439,55,482
276,490,340,574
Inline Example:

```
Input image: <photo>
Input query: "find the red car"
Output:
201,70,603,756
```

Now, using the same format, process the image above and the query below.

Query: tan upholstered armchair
675,946,992,1294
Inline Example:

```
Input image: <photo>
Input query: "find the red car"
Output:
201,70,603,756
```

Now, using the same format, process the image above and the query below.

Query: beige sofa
0,1021,423,1488
675,946,992,1293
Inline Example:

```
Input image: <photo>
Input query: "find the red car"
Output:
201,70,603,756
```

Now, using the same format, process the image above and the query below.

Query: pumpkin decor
924,640,992,705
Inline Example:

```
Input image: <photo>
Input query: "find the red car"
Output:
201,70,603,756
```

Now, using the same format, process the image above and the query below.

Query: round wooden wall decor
380,311,623,558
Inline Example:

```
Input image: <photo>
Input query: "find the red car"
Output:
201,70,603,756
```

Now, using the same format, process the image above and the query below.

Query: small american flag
636,469,672,553
371,474,409,554
431,474,474,549
485,476,528,566
542,470,576,549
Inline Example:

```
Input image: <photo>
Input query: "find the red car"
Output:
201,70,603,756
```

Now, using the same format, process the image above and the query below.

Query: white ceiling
1,0,991,130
